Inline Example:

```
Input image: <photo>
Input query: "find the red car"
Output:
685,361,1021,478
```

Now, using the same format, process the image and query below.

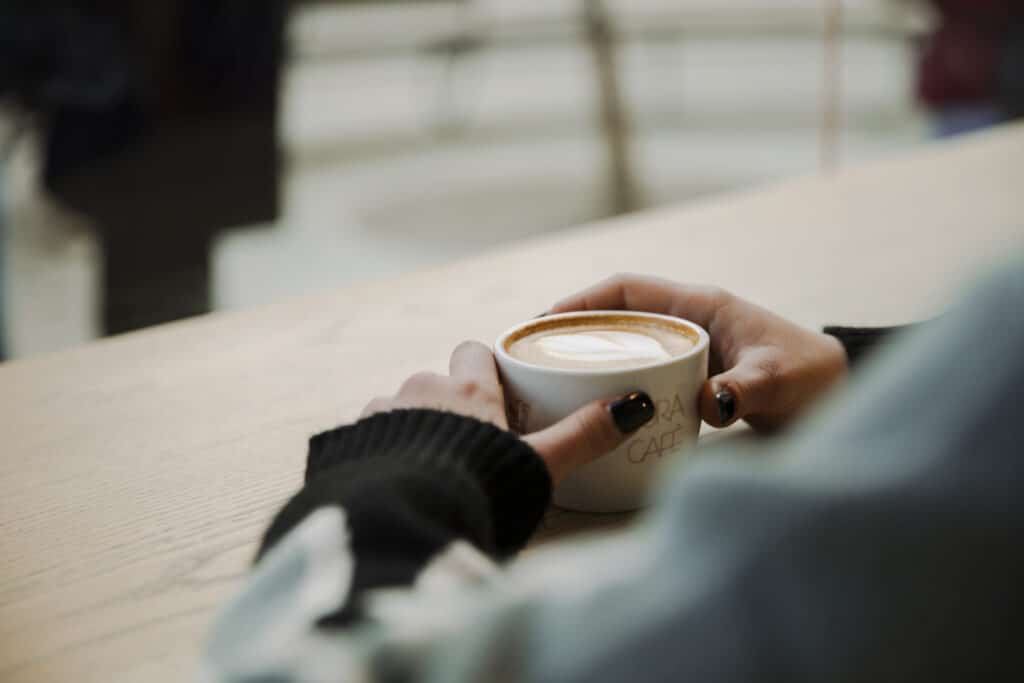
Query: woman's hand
362,341,655,484
551,275,848,432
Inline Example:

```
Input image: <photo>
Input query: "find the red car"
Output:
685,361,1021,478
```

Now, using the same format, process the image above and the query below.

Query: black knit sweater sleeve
255,410,551,623
823,324,922,366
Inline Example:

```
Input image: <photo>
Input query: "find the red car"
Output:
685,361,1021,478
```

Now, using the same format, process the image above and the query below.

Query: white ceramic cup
494,311,710,513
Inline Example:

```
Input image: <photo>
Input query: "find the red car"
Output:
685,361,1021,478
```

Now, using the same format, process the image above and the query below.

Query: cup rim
494,310,710,376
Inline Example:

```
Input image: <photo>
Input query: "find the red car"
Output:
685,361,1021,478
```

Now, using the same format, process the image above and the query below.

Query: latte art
507,320,695,370
533,331,672,364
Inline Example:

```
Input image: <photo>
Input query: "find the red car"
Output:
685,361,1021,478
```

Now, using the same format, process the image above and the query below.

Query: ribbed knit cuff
823,324,919,367
308,410,552,556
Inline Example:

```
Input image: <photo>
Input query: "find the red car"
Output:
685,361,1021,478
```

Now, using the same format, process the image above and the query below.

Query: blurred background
1,0,1021,360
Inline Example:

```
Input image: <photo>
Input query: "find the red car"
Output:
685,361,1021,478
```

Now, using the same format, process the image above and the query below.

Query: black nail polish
715,389,736,424
609,391,655,433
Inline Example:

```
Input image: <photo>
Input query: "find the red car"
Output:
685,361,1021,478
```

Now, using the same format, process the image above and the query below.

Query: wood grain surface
2,124,1023,681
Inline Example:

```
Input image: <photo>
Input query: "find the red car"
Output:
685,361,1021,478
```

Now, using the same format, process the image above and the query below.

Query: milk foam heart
506,320,695,371
534,331,672,364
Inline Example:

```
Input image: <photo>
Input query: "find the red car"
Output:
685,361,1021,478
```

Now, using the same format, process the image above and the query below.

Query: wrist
820,331,850,383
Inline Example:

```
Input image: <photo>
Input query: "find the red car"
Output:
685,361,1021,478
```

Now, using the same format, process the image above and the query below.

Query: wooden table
3,124,1023,682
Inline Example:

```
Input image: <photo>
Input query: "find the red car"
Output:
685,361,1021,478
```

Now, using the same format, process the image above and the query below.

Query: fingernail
608,391,655,433
715,389,736,424
534,311,549,319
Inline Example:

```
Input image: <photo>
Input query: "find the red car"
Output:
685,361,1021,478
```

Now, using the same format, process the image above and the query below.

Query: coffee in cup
495,311,709,512
506,315,696,371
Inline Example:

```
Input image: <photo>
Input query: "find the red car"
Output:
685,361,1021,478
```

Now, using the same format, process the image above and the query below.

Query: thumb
699,350,781,428
523,392,655,485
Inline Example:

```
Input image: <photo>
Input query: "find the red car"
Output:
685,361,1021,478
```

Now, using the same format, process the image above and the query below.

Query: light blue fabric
203,256,1024,682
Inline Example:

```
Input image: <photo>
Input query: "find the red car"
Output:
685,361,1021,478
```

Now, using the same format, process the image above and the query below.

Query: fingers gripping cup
495,311,709,512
